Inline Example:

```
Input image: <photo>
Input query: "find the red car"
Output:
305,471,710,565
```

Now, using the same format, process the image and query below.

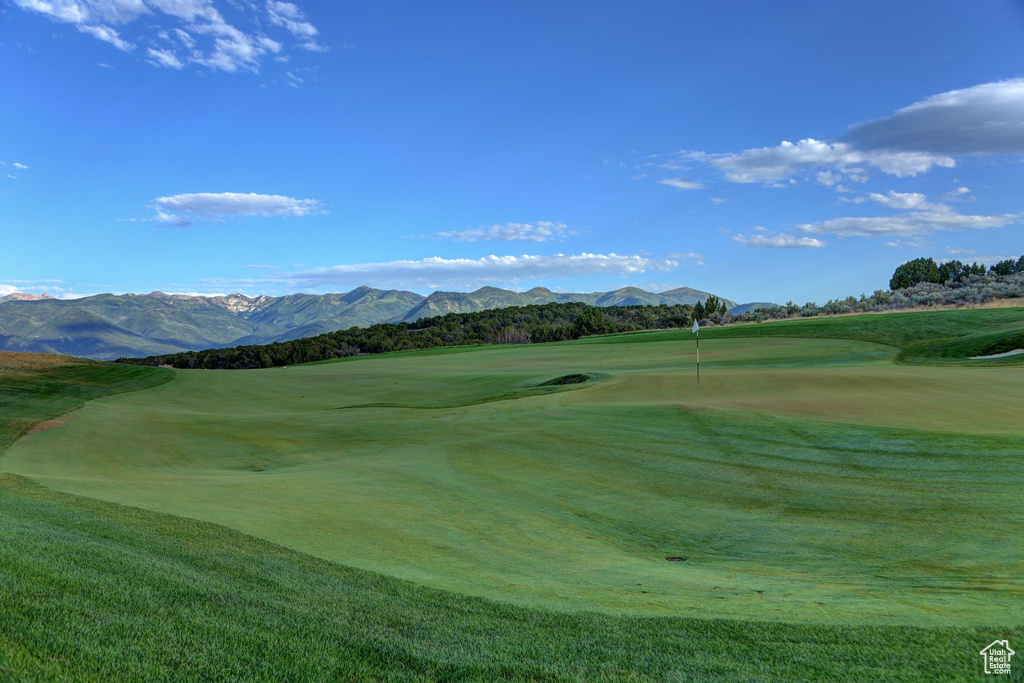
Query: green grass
1,473,1015,681
703,307,1024,365
1,309,1022,679
0,355,172,452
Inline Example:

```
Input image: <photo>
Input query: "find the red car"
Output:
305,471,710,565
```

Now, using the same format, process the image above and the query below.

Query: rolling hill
0,285,737,360
1,310,1021,679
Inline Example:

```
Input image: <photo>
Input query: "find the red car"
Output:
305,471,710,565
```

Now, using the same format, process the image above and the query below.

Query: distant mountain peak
0,285,734,360
0,292,56,303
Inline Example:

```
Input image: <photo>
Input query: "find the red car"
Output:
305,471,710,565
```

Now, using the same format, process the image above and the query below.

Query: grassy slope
1,311,1022,680
704,307,1024,365
4,313,1022,626
1,473,1007,682
587,307,1024,364
0,353,173,452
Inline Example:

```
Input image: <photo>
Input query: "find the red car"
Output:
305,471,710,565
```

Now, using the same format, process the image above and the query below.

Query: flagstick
691,318,701,384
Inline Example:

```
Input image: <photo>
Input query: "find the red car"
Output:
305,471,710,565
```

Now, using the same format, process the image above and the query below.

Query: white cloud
667,251,707,266
277,252,677,290
147,46,183,68
816,170,840,186
296,40,327,52
13,0,91,23
78,22,134,50
732,231,825,248
12,0,323,74
707,138,954,183
266,1,317,39
437,221,578,243
797,205,1019,238
154,191,324,224
943,186,975,202
709,196,725,204
13,162,29,170
866,191,930,210
658,178,706,190
883,237,929,249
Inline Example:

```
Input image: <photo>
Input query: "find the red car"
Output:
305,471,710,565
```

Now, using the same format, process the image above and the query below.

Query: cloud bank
840,79,1024,156
155,192,324,225
277,252,678,290
706,138,955,183
12,0,326,72
732,230,825,248
659,178,706,190
797,205,1019,238
437,221,578,243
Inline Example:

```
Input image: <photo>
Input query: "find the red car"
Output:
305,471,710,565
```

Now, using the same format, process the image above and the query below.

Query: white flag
692,319,700,334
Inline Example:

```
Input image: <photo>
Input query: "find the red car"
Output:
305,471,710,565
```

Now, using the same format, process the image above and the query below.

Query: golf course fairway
3,311,1022,631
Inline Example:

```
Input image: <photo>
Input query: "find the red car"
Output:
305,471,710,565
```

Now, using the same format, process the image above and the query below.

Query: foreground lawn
0,473,1013,681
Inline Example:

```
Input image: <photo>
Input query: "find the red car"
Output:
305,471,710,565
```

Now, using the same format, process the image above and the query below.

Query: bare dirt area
27,414,75,435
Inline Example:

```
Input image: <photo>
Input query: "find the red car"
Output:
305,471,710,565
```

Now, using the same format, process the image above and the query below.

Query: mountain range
0,285,743,360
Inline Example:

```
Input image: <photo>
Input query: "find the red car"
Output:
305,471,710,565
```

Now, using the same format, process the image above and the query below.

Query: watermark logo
980,640,1014,675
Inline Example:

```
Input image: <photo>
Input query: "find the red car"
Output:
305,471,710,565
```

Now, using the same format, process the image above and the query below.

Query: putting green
3,334,1022,626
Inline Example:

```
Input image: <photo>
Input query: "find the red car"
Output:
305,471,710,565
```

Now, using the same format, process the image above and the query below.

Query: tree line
890,255,1024,289
117,302,696,369
726,253,1024,324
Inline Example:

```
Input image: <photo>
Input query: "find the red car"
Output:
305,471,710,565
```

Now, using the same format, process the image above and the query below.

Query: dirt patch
27,414,74,435
666,556,687,562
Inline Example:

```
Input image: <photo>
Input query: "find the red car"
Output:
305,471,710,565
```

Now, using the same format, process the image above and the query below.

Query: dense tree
937,260,965,284
890,257,941,289
990,258,1022,276
568,306,617,339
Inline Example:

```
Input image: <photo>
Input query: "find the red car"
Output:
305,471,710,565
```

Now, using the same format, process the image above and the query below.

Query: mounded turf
2,473,1011,681
3,311,1022,629
0,352,172,453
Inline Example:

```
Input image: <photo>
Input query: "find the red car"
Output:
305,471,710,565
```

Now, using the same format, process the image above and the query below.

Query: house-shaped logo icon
980,640,1014,675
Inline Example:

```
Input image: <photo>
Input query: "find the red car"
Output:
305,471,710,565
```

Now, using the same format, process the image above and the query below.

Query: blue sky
2,1,1023,304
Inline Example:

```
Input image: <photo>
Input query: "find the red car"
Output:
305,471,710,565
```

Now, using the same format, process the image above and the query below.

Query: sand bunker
969,349,1024,359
